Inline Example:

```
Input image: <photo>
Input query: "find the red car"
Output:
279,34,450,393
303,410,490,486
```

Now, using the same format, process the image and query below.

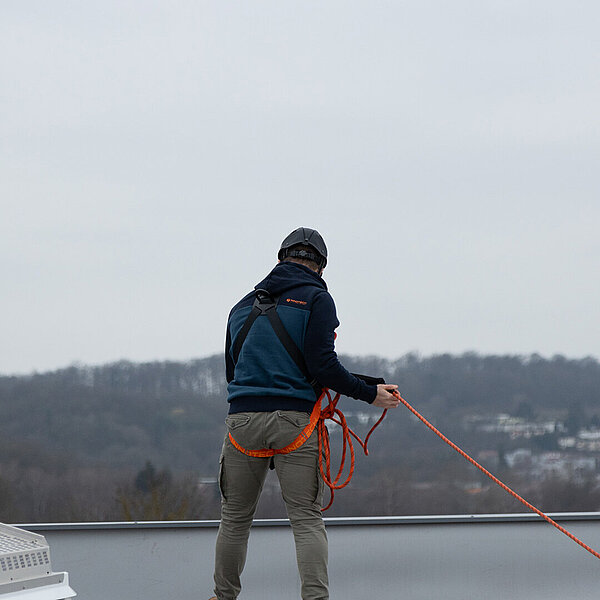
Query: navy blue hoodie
226,261,377,414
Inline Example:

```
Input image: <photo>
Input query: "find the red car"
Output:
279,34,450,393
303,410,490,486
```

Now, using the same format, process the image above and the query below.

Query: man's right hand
372,384,401,408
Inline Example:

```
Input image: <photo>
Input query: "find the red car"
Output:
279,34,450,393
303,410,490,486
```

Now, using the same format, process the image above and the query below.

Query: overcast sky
2,1,599,375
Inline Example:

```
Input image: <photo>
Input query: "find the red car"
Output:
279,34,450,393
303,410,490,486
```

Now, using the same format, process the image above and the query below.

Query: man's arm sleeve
225,322,234,383
304,292,377,403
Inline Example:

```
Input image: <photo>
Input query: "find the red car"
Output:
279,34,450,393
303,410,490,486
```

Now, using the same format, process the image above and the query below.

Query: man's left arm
304,292,377,403
225,322,234,383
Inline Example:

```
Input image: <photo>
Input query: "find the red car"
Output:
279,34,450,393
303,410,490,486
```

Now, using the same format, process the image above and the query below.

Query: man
210,227,400,600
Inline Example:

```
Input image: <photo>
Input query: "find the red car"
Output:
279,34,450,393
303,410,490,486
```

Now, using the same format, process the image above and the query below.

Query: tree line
1,352,599,522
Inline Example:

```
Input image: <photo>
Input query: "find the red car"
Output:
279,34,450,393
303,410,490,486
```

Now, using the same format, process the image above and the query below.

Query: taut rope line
391,390,600,561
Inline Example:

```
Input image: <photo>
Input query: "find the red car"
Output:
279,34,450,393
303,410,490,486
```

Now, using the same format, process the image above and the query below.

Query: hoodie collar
255,262,327,296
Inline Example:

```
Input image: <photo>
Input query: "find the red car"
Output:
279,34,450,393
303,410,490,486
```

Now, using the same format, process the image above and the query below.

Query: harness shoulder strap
232,289,319,392
231,296,266,364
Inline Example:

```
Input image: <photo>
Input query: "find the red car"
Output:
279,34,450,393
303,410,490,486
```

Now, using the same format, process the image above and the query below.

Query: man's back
226,261,331,413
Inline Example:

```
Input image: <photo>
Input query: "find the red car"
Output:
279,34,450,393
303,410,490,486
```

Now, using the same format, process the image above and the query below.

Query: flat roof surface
19,514,600,600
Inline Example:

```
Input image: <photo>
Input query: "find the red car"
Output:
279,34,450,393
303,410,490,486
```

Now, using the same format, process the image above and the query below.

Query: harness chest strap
228,392,324,458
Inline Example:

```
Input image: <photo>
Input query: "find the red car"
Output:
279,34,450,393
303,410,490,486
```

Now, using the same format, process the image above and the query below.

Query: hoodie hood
255,262,327,297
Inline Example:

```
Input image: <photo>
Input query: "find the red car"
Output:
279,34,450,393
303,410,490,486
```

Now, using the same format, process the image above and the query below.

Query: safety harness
229,288,387,510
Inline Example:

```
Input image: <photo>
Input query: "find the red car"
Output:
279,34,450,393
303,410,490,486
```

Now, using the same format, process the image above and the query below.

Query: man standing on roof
209,227,400,600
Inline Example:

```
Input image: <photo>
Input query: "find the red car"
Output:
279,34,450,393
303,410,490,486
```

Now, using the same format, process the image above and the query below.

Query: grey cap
278,227,328,268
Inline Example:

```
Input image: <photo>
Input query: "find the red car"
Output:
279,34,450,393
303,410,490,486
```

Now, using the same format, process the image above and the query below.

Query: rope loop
317,389,387,511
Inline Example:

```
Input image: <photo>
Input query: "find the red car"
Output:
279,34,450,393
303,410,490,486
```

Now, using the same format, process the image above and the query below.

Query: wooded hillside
1,353,599,522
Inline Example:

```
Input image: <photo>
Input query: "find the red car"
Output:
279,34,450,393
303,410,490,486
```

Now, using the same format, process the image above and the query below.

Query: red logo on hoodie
286,298,307,305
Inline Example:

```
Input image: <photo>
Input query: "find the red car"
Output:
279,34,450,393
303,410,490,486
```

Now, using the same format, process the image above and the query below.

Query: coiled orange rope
317,389,387,510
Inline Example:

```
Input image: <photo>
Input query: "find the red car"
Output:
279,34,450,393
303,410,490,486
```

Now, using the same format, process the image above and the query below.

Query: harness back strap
231,305,262,364
231,289,319,391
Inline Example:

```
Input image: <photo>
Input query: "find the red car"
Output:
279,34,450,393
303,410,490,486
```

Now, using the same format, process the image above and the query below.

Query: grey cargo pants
214,410,328,600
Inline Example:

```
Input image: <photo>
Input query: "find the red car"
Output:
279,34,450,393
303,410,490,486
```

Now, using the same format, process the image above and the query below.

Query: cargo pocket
314,453,325,506
218,454,227,501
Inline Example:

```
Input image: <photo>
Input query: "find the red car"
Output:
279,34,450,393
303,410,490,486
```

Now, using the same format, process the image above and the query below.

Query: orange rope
317,390,387,510
391,390,600,561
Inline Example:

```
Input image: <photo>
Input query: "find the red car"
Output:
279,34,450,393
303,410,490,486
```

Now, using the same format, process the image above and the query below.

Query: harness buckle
254,289,277,314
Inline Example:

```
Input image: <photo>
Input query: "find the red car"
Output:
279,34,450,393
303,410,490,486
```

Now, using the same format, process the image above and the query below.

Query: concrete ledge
18,511,600,531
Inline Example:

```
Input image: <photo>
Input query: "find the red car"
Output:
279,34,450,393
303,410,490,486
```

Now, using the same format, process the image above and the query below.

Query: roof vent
0,523,76,599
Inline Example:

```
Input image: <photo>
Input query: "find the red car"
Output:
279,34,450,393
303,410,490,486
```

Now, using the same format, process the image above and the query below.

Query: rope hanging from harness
316,389,386,510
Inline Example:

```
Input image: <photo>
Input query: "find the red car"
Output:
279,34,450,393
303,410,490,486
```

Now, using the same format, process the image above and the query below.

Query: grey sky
2,1,599,375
